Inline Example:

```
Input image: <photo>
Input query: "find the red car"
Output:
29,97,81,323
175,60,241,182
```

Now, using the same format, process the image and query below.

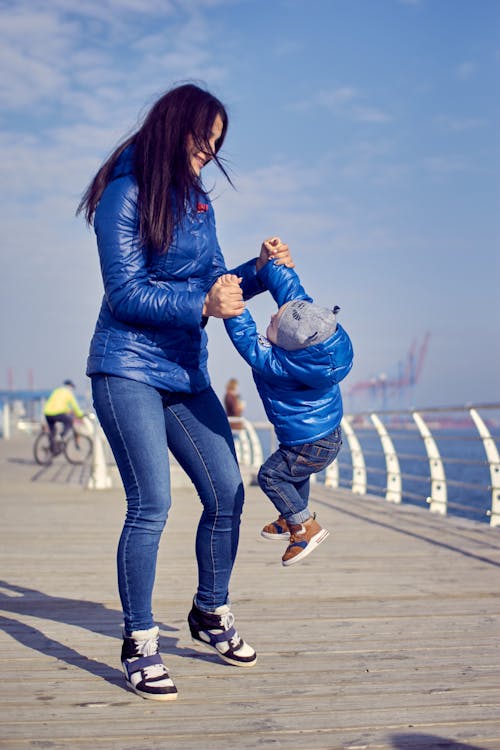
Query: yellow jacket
44,386,84,418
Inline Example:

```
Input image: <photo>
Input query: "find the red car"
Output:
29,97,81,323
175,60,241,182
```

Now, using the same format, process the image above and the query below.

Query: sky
0,0,498,420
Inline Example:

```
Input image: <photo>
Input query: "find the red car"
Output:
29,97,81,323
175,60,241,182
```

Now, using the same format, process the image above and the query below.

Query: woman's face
187,113,224,176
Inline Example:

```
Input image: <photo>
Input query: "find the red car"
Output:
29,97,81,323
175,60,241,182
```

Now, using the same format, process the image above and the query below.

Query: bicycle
33,418,93,466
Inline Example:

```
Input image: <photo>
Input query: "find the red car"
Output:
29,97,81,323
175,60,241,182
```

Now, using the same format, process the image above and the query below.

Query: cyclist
43,380,84,451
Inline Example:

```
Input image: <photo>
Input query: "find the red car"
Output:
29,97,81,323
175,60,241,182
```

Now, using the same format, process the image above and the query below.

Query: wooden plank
1,436,499,750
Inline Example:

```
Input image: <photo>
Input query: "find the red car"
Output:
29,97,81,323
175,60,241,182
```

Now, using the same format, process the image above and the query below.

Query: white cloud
423,155,468,175
209,152,405,278
272,39,303,57
0,0,237,241
0,9,74,107
434,114,486,132
456,61,477,80
317,87,358,107
352,105,393,124
0,0,229,117
212,160,334,262
288,86,392,124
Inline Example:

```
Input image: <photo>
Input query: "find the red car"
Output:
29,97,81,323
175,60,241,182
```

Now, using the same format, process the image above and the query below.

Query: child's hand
256,236,295,271
216,273,242,286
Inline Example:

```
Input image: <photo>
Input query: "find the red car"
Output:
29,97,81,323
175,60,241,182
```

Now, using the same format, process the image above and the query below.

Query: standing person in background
43,379,84,451
224,378,245,431
219,246,353,567
77,83,294,702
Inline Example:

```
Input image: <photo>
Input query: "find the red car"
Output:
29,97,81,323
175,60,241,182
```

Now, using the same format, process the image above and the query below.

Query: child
220,245,353,566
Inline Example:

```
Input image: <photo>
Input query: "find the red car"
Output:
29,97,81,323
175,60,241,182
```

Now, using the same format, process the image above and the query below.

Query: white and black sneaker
188,600,257,667
121,625,178,701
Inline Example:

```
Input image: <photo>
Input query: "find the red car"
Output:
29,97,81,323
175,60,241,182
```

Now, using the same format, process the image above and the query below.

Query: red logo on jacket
197,202,209,213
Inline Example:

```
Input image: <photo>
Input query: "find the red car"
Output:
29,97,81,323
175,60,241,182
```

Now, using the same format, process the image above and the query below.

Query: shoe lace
218,611,240,648
289,526,306,542
134,634,168,679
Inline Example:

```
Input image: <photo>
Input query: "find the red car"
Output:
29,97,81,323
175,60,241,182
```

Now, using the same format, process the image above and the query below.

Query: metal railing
66,402,500,526
250,404,500,527
228,417,264,469
3,395,499,526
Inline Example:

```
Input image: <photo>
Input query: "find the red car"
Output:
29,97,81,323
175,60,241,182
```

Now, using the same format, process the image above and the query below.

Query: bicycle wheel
64,434,93,465
34,433,53,465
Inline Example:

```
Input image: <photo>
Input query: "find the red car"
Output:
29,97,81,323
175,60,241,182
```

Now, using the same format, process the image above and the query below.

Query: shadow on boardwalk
390,736,488,749
0,579,186,693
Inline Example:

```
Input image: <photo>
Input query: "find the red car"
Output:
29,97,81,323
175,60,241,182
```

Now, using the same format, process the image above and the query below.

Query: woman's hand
203,275,245,318
256,236,295,271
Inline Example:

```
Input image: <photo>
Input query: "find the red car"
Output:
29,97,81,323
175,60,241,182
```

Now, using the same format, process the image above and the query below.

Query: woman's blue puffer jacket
224,261,354,445
86,147,263,392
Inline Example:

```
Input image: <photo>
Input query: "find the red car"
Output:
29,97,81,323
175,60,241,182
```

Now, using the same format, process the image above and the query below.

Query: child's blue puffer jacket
224,261,354,445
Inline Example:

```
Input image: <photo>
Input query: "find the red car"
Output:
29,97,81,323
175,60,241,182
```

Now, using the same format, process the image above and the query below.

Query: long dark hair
77,83,231,253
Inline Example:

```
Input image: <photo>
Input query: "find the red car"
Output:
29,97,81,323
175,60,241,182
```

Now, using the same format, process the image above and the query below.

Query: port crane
347,332,430,410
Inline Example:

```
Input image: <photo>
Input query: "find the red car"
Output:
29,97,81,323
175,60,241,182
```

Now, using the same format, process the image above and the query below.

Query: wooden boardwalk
0,435,499,750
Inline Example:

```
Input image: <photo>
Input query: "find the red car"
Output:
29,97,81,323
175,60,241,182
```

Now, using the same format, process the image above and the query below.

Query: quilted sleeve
94,178,205,329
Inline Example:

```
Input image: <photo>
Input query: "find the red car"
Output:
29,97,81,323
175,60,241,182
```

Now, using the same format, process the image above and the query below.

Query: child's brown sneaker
282,515,330,566
261,516,290,540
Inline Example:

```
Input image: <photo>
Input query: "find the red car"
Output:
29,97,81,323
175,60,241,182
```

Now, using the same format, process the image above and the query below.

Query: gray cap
275,300,339,351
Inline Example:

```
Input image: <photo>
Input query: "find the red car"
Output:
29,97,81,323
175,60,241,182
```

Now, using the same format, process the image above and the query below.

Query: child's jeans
257,427,342,525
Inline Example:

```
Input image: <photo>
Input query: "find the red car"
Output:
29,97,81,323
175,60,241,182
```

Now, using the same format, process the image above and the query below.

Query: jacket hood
274,323,353,388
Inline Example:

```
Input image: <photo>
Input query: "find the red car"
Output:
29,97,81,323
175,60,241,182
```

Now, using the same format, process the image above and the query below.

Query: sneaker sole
282,528,330,567
261,530,290,540
125,679,178,701
190,637,257,668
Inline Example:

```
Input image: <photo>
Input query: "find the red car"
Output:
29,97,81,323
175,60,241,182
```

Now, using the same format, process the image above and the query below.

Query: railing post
469,408,500,527
412,411,447,515
325,459,339,488
241,418,264,469
2,402,10,440
370,413,402,504
341,416,367,494
87,416,112,490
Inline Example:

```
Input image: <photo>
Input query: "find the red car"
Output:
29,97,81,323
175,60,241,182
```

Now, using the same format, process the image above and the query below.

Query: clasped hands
202,237,294,319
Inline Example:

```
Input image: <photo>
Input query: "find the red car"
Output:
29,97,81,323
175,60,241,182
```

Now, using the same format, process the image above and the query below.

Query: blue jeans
257,427,342,525
91,375,244,633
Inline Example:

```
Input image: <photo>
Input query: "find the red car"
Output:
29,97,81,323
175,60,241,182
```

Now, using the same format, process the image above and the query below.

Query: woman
224,377,245,431
77,83,293,702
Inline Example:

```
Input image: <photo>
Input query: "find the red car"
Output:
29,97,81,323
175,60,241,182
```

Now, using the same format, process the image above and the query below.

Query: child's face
266,304,287,345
